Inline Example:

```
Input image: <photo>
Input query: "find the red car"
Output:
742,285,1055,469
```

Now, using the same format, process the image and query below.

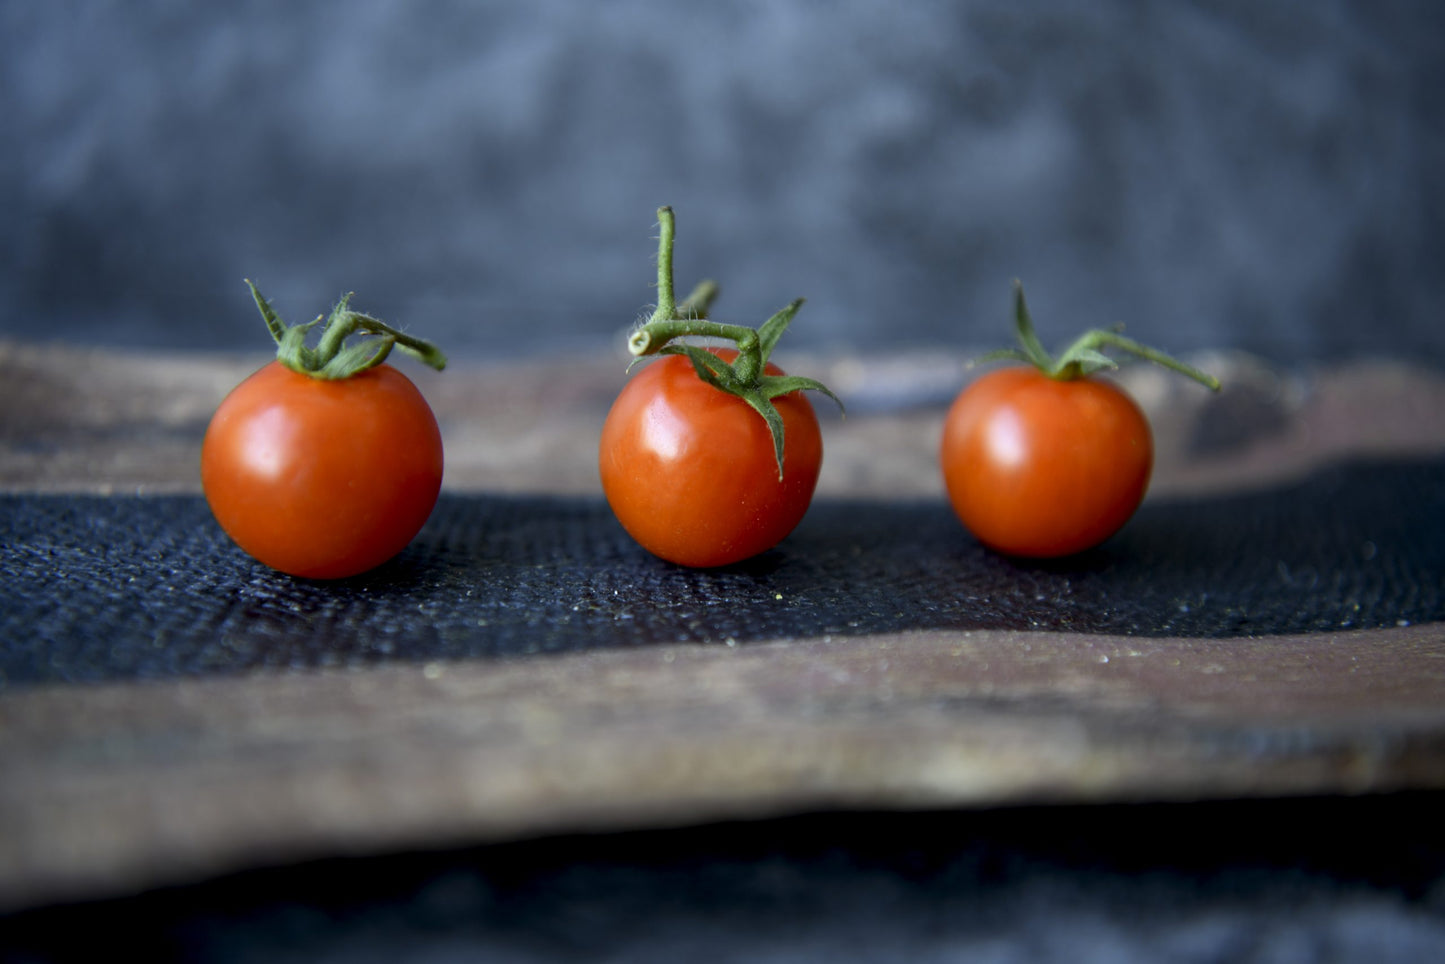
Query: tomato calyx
246,279,447,380
981,280,1220,390
625,206,843,479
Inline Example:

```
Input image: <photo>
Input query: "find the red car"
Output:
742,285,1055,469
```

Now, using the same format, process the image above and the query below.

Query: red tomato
940,366,1152,558
599,349,823,568
201,360,443,579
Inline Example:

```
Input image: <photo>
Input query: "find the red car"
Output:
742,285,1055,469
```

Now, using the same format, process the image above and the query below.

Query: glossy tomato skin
940,366,1152,558
599,351,822,568
201,361,444,579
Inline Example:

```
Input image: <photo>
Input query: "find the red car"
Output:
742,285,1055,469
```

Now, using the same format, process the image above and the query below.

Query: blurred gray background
3,1,1442,364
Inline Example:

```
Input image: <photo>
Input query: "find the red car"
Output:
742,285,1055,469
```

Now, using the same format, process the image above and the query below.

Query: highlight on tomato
201,282,447,579
599,206,843,568
940,281,1220,558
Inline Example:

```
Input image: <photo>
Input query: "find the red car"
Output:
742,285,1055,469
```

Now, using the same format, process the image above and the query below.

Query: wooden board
2,341,1444,911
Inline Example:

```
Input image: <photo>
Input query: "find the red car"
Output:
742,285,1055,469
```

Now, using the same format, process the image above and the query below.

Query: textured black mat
3,458,1443,689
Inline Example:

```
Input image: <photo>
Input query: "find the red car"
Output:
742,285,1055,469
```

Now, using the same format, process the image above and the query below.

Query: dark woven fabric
3,458,1442,688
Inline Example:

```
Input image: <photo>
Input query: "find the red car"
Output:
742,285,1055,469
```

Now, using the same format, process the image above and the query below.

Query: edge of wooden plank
2,623,1442,911
5,341,1444,498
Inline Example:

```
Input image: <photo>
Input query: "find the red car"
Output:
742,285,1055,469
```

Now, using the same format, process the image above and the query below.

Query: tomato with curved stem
941,281,1218,558
601,348,823,568
600,207,841,568
201,282,446,579
942,366,1152,557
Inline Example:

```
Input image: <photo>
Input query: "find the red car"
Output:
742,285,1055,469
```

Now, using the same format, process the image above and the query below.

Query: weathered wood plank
3,624,1442,910
3,341,1444,912
5,341,1444,497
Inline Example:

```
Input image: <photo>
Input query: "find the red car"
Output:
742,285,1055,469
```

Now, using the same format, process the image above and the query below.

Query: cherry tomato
202,360,444,579
599,349,823,568
940,365,1152,558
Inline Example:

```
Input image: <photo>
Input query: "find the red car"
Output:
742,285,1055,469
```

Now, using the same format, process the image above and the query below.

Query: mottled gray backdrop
3,1,1442,364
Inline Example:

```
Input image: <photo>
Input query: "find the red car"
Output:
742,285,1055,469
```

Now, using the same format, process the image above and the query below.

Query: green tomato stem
1006,279,1220,391
652,206,678,321
628,207,766,385
623,206,842,478
628,318,759,359
247,280,447,380
1058,328,1221,390
646,209,720,325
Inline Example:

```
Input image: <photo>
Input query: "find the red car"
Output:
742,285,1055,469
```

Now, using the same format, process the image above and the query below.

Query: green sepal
1011,281,1053,371
250,281,290,345
1055,347,1118,379
756,299,803,367
737,388,789,480
246,280,446,380
978,279,1220,391
760,373,845,415
315,336,395,380
323,292,354,332
664,344,745,395
276,319,321,372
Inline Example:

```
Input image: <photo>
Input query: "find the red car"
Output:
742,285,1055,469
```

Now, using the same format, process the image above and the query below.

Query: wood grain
4,624,1443,910
5,341,1444,498
2,341,1443,911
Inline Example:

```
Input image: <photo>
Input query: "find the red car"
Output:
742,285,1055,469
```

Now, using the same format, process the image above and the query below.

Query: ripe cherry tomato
940,366,1152,558
202,360,444,579
201,281,447,579
600,349,823,568
600,207,840,568
940,282,1218,557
